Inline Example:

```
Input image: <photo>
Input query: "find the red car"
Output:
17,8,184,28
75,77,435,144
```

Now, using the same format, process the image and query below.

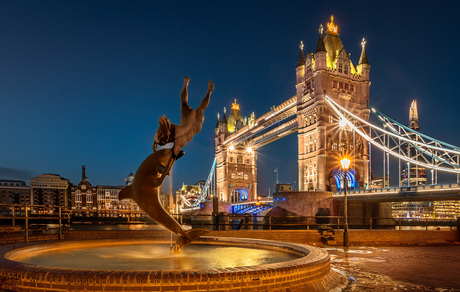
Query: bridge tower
215,101,257,203
296,16,370,191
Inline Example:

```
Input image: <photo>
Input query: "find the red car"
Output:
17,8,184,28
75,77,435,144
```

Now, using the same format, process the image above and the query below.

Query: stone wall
1,229,458,247
273,191,334,218
208,230,459,246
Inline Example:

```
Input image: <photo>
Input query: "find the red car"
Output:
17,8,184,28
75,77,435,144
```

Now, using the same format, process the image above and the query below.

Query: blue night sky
1,1,460,193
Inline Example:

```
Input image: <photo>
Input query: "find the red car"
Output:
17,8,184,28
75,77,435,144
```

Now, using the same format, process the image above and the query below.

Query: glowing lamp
340,158,351,170
247,147,252,153
229,145,234,151
339,117,347,128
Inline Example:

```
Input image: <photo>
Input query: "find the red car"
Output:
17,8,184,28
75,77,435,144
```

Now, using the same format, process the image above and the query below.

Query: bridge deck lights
339,117,348,129
340,158,351,170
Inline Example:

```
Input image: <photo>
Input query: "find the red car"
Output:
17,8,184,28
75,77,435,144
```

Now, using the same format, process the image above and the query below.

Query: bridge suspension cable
325,96,460,174
180,158,216,211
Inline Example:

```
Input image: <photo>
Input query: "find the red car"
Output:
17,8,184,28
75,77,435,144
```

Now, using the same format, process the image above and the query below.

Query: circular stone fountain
0,237,343,291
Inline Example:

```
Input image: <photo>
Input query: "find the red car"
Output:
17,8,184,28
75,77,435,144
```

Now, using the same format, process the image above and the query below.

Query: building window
338,63,343,73
344,64,349,75
350,84,354,92
87,191,93,203
75,190,82,203
345,83,349,90
332,80,337,88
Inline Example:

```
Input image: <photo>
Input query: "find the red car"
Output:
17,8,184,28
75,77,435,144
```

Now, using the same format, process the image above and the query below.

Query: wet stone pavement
324,245,460,292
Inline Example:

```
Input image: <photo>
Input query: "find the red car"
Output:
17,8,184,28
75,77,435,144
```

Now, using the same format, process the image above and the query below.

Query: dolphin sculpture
119,148,209,254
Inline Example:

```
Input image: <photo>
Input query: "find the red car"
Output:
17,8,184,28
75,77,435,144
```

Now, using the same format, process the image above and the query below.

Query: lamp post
340,157,351,247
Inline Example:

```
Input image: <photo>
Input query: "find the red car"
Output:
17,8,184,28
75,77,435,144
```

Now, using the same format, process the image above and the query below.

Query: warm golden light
326,15,338,35
247,147,252,153
232,99,240,110
229,145,234,151
339,117,347,128
341,157,351,170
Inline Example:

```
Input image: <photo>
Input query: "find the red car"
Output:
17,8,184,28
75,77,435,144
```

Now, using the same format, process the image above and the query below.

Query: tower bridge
180,16,460,218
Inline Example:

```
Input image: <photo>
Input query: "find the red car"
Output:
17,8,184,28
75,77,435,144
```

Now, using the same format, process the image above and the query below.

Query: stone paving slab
326,246,460,291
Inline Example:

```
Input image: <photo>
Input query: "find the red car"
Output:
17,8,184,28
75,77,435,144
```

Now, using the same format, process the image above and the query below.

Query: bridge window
313,163,317,183
332,142,337,151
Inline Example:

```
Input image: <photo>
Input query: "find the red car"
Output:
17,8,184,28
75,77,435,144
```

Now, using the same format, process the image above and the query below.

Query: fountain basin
0,237,343,291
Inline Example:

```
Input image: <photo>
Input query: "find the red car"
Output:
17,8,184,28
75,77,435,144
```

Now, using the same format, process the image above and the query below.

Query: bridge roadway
333,183,460,202
223,96,297,147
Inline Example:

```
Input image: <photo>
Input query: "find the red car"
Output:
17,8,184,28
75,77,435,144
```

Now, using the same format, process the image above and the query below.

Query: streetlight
340,157,351,247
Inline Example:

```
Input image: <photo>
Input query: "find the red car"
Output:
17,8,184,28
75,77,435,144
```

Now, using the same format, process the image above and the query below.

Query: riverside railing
0,204,458,245
172,213,458,231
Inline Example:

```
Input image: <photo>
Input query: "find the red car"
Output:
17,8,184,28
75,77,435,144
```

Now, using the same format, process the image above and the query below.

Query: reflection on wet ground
325,245,460,291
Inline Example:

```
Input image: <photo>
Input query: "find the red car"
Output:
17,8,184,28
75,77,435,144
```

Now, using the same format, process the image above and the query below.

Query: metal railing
0,204,458,245
333,183,460,196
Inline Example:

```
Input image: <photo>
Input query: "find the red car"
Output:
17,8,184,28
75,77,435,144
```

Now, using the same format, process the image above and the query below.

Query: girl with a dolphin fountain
119,76,213,254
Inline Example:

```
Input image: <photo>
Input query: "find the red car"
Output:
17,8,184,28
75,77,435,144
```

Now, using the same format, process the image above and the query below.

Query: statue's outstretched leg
181,77,192,116
197,80,213,112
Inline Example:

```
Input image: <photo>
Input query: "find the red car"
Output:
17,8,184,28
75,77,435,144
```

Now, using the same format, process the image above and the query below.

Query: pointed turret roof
316,33,326,52
215,113,220,129
315,24,326,53
221,109,227,124
296,41,306,67
359,38,370,65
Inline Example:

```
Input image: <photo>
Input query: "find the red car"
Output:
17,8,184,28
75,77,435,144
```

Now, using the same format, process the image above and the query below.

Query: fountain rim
1,236,328,273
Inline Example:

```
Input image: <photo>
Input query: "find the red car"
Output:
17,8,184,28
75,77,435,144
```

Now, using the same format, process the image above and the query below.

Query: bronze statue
152,76,213,186
119,76,213,254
